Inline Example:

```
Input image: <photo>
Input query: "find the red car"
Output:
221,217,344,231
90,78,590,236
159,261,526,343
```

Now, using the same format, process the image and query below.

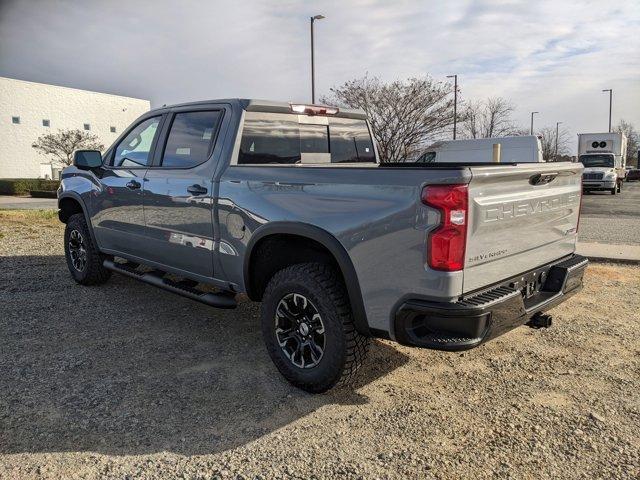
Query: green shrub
37,180,60,192
29,190,58,198
0,178,60,196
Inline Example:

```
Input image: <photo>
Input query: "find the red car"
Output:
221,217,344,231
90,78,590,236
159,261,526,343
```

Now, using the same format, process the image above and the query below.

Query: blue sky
1,0,639,152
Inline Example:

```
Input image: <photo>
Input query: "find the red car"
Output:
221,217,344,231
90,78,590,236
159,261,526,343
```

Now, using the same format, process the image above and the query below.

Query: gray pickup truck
58,99,588,392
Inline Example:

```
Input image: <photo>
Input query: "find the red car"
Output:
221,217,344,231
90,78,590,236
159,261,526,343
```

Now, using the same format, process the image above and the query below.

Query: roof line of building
0,76,150,103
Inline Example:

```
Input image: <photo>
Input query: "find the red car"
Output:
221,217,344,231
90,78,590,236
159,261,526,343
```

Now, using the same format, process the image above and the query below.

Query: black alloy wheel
275,293,326,369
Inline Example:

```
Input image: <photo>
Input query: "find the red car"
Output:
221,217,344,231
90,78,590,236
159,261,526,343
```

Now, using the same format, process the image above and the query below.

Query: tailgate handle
529,172,558,186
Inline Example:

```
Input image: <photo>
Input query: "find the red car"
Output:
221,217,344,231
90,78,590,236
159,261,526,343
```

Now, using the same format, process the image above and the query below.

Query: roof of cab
147,98,367,119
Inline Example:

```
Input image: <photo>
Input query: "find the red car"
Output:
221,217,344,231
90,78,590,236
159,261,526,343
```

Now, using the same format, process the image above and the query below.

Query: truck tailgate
464,162,583,293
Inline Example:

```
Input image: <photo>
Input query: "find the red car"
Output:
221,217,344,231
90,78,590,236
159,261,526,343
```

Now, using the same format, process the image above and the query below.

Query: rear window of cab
238,112,375,165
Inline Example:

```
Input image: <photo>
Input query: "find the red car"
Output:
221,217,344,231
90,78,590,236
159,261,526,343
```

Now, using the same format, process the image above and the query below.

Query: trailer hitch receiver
527,312,553,329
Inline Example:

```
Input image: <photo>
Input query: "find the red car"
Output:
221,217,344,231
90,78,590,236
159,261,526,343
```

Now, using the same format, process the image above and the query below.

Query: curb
576,242,640,266
582,256,640,265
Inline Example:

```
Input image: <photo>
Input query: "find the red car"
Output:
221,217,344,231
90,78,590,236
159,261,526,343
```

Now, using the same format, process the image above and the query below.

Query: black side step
103,259,237,309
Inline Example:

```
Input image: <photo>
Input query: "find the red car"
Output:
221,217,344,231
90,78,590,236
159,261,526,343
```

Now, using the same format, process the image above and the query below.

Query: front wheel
260,263,369,393
64,213,112,285
610,186,617,195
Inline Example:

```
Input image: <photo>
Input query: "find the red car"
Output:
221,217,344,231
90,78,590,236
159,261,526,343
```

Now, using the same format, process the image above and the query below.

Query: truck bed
218,161,583,333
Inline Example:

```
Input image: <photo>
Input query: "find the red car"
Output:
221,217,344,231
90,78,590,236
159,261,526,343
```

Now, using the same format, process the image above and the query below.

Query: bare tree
538,125,570,161
461,97,519,138
614,119,639,167
321,75,455,162
32,129,104,167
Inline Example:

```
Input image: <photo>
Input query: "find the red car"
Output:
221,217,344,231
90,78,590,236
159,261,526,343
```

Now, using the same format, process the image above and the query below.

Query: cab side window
329,119,376,163
239,112,300,164
237,112,376,164
112,117,161,167
161,110,223,168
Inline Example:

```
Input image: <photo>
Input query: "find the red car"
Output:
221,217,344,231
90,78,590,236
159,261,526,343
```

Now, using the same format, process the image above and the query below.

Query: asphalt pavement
579,180,640,246
580,179,640,218
0,195,57,210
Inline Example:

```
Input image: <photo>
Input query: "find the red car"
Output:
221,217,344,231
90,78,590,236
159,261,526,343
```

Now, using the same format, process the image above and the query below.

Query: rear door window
161,110,223,168
238,112,375,164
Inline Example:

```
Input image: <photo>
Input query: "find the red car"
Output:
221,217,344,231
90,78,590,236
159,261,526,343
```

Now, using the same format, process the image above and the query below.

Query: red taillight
421,184,468,271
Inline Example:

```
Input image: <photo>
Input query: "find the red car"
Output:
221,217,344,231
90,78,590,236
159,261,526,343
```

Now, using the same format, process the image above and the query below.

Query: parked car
58,99,588,392
626,166,640,181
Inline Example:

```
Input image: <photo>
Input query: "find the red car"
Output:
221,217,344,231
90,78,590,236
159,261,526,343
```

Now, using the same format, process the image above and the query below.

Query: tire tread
261,262,369,392
65,213,111,286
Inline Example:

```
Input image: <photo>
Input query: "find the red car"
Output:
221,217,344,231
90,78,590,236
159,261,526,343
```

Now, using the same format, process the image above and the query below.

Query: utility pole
602,89,612,132
530,111,539,135
310,15,325,104
446,75,458,139
555,121,562,161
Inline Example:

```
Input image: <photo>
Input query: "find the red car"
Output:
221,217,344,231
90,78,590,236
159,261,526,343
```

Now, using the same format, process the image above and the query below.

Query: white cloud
1,0,638,152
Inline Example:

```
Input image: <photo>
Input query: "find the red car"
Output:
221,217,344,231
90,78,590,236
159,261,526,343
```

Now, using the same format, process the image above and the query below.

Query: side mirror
74,150,102,170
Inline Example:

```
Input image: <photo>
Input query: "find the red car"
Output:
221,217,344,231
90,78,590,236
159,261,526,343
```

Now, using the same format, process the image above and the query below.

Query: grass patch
0,209,59,223
30,209,58,220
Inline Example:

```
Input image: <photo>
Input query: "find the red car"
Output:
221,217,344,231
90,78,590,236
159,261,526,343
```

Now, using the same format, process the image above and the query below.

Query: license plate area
508,267,549,300
460,255,587,310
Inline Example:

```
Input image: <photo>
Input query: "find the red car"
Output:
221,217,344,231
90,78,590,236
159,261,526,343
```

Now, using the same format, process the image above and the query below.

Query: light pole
602,89,612,132
310,14,325,104
446,74,458,139
555,121,562,161
530,111,539,135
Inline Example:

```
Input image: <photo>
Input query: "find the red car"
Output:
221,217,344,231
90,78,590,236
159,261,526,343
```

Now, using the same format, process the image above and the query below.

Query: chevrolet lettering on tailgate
482,193,580,223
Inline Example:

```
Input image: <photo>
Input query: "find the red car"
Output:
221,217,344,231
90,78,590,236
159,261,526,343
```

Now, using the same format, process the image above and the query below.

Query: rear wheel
64,213,111,285
260,263,369,393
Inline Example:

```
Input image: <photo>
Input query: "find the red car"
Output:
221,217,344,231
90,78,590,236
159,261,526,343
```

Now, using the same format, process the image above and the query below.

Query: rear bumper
394,254,588,351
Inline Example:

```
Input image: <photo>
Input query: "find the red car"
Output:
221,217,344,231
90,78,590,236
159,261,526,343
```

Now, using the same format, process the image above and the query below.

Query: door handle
126,180,141,190
187,184,208,195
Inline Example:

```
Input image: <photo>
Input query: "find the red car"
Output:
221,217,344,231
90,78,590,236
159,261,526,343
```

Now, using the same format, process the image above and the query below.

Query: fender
58,191,99,249
244,221,371,337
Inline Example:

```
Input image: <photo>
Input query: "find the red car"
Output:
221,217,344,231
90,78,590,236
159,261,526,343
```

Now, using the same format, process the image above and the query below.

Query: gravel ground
1,210,639,480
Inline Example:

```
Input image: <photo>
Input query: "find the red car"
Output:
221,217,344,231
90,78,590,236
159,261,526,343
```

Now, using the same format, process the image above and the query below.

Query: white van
416,136,544,164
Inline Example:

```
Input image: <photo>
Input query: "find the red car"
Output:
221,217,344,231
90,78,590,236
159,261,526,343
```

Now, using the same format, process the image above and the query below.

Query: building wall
0,77,150,178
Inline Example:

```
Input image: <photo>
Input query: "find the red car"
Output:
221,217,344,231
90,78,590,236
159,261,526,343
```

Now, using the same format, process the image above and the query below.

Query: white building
0,77,150,179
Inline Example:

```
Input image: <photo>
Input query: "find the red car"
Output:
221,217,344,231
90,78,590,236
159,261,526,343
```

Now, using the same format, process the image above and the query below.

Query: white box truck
578,132,628,195
416,136,544,164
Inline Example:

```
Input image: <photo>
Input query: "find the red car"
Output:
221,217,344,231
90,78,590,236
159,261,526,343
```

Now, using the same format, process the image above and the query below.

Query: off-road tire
261,262,370,393
64,213,111,285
